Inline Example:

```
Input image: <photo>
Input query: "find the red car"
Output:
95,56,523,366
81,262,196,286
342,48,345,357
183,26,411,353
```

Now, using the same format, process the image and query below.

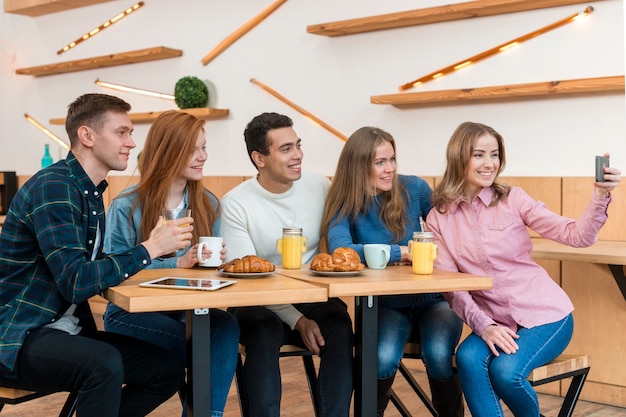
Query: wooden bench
528,354,590,417
0,387,78,416
390,342,589,417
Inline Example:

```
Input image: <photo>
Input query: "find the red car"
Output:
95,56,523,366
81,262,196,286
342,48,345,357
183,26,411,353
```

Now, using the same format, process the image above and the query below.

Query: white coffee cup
197,236,223,267
363,244,391,270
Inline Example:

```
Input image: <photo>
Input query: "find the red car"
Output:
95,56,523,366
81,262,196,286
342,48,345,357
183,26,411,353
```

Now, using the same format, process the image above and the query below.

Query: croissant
310,248,365,272
220,255,275,273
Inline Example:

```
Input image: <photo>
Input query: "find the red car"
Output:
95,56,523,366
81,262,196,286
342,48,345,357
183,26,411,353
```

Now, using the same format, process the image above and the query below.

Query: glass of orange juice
276,227,308,269
409,231,438,275
162,209,191,226
162,209,191,250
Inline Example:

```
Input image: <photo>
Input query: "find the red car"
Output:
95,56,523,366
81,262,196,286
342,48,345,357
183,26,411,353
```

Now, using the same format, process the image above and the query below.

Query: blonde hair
432,121,509,213
320,126,408,252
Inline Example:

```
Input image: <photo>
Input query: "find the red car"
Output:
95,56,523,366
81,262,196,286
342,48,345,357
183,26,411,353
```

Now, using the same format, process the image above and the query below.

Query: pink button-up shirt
426,186,610,336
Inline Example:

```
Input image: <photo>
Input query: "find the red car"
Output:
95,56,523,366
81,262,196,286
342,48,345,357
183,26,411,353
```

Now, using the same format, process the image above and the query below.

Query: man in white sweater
220,112,353,417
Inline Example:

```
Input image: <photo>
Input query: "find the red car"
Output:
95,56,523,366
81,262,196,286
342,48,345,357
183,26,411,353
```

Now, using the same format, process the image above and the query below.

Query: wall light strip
201,0,287,65
25,114,71,151
399,5,593,91
250,78,348,142
95,78,175,100
57,2,145,55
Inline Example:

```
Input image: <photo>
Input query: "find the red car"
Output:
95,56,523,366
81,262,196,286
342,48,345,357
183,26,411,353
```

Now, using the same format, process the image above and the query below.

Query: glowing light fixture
95,78,175,100
399,5,594,91
250,78,348,142
25,114,70,151
57,2,145,55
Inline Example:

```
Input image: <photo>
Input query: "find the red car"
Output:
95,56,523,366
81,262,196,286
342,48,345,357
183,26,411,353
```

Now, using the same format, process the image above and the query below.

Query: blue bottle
41,144,53,168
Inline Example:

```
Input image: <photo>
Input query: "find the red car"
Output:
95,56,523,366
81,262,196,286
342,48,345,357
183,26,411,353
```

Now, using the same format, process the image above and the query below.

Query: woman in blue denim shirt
103,110,239,417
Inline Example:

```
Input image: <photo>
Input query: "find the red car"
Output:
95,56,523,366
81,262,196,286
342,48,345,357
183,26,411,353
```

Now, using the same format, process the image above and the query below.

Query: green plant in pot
174,76,209,109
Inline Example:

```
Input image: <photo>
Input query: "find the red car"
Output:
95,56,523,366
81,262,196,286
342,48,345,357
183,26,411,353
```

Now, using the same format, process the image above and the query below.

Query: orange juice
409,231,438,275
276,228,308,269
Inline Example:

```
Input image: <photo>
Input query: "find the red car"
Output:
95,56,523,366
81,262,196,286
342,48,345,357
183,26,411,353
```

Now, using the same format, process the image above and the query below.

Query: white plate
308,268,365,277
217,269,274,278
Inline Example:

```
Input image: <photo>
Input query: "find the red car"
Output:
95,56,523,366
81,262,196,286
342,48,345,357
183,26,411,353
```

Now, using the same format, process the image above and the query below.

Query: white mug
197,236,223,267
363,244,391,270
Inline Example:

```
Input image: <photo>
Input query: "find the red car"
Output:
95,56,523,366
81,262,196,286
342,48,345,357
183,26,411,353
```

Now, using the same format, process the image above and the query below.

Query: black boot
428,372,464,417
377,375,396,417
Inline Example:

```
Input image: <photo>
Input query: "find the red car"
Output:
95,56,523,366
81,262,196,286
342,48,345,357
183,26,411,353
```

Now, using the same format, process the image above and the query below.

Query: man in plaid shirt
0,94,192,416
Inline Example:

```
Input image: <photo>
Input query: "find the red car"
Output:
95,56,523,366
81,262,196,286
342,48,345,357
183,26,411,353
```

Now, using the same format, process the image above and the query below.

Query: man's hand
294,316,325,355
142,216,194,260
480,324,519,356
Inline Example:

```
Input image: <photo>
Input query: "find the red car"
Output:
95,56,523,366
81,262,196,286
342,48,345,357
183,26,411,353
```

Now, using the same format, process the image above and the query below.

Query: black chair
389,342,437,417
0,388,78,416
235,344,320,417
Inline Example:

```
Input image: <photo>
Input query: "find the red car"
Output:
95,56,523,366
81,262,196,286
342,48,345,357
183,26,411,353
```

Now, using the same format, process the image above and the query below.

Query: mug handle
197,242,207,263
302,237,309,252
276,238,283,254
382,247,391,265
430,243,438,260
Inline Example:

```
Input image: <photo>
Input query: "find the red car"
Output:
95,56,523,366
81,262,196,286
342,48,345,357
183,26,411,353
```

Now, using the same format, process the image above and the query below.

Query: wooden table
277,265,493,417
104,268,327,417
531,237,626,301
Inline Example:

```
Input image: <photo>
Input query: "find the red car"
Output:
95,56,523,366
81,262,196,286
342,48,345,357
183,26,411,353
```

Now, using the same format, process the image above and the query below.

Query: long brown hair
320,126,407,252
432,121,509,213
124,110,218,244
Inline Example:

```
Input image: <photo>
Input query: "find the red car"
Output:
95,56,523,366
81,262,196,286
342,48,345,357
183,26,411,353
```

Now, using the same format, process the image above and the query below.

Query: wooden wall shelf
49,107,230,125
4,0,115,16
307,0,602,36
370,76,625,107
15,46,182,77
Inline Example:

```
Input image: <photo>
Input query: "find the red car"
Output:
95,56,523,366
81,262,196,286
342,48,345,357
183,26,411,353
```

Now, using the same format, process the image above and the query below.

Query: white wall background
0,0,624,178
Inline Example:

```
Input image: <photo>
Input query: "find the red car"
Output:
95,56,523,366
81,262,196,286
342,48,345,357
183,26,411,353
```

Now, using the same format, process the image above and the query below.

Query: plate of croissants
308,247,365,276
218,255,276,278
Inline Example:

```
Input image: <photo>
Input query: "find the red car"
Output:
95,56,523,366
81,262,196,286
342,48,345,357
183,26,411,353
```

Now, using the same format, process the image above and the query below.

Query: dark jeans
0,327,183,417
230,298,354,417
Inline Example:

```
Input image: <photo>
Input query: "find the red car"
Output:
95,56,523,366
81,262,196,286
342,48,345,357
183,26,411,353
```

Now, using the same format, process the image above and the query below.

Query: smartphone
595,156,610,182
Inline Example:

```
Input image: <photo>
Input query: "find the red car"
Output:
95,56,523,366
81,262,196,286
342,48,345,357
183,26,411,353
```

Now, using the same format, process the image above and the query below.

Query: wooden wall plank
307,0,604,37
371,76,625,107
50,108,230,125
4,0,115,16
562,261,626,406
562,177,626,241
15,46,182,77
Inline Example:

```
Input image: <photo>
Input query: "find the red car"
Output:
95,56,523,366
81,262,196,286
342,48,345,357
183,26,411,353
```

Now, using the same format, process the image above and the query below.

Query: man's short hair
65,94,131,147
243,112,293,169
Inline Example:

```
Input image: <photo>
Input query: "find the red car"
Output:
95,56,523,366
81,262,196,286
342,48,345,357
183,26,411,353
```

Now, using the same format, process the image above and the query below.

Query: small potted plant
174,76,209,109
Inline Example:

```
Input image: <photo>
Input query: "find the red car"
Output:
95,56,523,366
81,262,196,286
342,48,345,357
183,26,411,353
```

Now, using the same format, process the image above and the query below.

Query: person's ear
76,126,94,148
251,151,265,169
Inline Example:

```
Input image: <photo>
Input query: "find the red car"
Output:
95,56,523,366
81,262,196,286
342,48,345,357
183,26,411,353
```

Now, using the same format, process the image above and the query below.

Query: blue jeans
104,304,239,417
457,314,574,417
377,297,463,380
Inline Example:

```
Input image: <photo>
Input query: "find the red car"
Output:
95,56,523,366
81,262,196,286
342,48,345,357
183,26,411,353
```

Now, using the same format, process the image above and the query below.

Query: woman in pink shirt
426,121,621,417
